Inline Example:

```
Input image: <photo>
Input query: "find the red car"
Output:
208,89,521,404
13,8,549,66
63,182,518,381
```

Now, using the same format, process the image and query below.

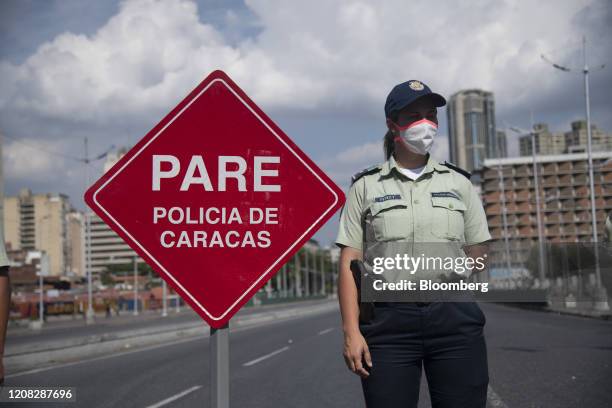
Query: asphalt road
5,303,612,408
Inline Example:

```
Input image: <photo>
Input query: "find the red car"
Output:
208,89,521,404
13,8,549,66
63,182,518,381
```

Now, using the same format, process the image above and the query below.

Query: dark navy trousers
359,302,489,408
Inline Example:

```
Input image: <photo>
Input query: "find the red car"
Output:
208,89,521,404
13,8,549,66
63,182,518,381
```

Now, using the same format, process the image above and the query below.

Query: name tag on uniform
374,194,401,203
431,192,460,200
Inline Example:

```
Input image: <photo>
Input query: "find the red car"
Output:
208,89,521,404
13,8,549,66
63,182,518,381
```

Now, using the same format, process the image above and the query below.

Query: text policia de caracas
151,154,279,249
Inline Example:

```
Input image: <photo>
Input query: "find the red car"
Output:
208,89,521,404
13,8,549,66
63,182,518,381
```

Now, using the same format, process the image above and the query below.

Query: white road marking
487,385,509,408
318,328,334,335
145,385,202,408
7,307,336,379
242,346,290,367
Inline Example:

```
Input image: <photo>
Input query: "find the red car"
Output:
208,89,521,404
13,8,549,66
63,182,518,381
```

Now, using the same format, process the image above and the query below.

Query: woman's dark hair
383,112,398,159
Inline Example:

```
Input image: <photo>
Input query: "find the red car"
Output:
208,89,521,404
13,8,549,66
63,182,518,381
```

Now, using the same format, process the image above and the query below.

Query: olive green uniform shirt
335,154,491,251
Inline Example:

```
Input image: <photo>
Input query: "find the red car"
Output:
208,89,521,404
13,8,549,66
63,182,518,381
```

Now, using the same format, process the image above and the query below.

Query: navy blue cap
384,80,446,118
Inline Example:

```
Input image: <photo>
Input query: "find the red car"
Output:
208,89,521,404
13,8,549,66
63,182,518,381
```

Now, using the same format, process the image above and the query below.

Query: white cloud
319,140,383,186
0,0,241,121
1,0,608,247
4,140,64,181
0,0,601,125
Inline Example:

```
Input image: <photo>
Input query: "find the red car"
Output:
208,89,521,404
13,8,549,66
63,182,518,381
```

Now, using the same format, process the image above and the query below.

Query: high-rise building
86,146,144,274
519,121,612,156
66,211,85,277
481,151,612,264
3,189,83,276
565,120,612,153
519,123,566,156
496,130,508,158
88,212,140,274
447,89,502,172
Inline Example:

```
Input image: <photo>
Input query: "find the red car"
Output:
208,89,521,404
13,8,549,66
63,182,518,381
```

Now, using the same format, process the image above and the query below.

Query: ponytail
383,113,398,159
383,129,395,159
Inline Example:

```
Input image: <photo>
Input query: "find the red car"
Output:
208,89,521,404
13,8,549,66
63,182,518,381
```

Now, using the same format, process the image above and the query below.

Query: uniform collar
380,153,449,178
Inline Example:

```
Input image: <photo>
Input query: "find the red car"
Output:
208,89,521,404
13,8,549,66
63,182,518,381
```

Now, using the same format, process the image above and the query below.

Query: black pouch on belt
350,259,375,324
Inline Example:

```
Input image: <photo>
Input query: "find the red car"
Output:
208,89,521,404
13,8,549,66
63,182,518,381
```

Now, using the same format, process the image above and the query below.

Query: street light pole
282,264,288,298
84,137,95,324
320,249,326,296
496,128,512,274
542,36,608,310
81,140,116,324
582,36,603,294
530,116,547,283
509,124,547,282
133,256,139,316
304,247,310,297
162,279,168,317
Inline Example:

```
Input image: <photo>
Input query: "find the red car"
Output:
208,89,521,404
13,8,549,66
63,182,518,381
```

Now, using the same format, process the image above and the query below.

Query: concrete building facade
565,120,612,153
519,120,612,156
481,151,612,265
85,147,144,275
88,212,141,274
66,211,85,277
3,189,83,276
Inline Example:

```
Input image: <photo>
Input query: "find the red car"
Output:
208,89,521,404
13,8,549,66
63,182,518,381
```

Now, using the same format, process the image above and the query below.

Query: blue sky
1,0,610,245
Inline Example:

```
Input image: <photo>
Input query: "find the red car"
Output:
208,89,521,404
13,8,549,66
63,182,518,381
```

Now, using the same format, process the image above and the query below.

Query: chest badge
374,194,402,203
431,192,460,200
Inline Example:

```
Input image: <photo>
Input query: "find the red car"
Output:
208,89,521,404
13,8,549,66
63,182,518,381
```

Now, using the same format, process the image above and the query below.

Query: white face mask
394,119,437,155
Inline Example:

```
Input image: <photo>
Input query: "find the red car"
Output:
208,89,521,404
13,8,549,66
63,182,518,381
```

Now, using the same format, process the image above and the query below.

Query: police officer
336,80,491,407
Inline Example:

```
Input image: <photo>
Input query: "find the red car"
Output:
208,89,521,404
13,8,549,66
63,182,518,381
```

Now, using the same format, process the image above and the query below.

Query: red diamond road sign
84,70,345,328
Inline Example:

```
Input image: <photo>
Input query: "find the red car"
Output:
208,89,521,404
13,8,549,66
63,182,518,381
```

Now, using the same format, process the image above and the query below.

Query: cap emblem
408,80,424,91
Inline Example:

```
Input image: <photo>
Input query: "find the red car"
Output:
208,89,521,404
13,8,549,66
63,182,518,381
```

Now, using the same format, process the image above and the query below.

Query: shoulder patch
351,164,382,185
442,161,471,180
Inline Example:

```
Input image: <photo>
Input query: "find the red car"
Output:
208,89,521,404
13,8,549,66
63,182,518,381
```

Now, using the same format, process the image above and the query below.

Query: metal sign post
211,322,230,408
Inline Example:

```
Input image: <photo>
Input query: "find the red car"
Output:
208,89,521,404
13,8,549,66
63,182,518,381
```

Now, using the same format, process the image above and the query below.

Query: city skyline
1,0,611,247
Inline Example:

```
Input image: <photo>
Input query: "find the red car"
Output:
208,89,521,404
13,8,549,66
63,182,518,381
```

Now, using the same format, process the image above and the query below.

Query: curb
545,306,611,320
6,301,338,373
